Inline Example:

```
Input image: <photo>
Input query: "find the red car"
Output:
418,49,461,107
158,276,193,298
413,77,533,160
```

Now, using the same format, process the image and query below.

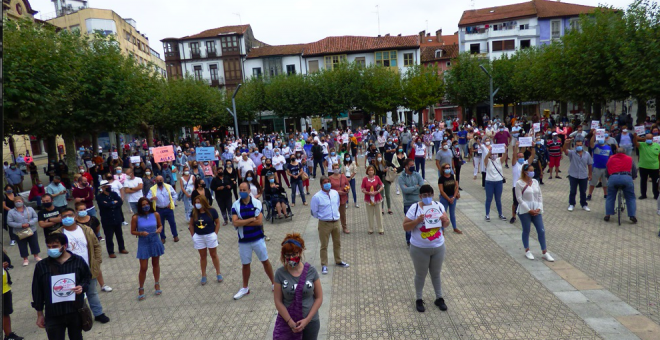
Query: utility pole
226,84,242,138
480,65,499,122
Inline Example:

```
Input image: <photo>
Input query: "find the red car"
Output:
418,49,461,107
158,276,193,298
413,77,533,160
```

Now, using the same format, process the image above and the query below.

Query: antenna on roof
471,0,475,9
234,13,242,25
426,20,428,32
375,5,381,36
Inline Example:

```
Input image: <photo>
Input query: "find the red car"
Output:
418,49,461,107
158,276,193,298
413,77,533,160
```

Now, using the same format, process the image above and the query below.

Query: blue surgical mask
116,170,121,174
444,169,451,174
604,134,609,138
598,139,605,145
528,171,535,178
62,217,75,226
239,192,249,199
322,183,332,191
77,210,88,217
142,205,151,212
48,248,63,258
421,197,433,205
517,159,524,165
247,177,253,182
646,140,653,145
576,146,583,152
331,152,335,156
269,178,275,183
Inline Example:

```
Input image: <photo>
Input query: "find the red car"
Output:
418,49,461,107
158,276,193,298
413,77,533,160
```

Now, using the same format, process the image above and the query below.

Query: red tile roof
304,35,419,56
246,43,307,59
459,0,596,26
180,24,251,40
420,45,459,63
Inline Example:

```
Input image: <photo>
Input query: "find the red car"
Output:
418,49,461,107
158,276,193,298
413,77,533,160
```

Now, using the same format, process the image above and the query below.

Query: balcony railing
191,50,201,59
207,50,218,58
209,77,225,87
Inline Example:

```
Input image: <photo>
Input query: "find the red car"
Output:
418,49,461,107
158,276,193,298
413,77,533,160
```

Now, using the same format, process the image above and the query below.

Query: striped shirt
547,140,562,157
231,198,264,243
31,253,91,317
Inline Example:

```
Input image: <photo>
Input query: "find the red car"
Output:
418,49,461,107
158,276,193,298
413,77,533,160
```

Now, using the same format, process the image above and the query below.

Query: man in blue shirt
310,176,349,275
5,164,24,192
457,127,469,159
231,182,274,300
587,136,612,200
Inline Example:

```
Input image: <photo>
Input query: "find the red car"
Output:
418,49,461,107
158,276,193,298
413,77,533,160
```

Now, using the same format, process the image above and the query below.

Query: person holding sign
31,233,91,340
633,133,660,200
403,184,450,313
483,144,507,222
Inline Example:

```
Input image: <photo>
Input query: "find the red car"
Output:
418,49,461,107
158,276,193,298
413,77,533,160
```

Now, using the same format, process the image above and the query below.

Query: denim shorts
238,238,268,265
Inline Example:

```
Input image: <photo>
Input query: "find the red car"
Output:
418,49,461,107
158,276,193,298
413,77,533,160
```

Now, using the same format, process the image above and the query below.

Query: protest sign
195,147,216,161
519,137,533,147
152,146,175,163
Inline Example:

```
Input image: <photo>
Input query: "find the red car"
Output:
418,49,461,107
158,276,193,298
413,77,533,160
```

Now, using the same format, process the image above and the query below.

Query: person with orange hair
273,234,323,340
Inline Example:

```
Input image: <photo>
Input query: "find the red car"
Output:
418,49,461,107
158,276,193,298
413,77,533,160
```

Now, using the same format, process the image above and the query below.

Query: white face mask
485,141,491,146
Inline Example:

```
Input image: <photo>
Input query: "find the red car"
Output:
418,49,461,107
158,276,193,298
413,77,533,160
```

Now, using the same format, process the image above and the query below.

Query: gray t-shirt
274,265,320,321
435,150,455,171
567,150,593,180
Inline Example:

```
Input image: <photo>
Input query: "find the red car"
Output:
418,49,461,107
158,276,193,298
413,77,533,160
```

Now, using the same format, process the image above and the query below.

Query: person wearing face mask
287,156,306,206
603,147,638,223
392,146,407,195
191,177,214,209
46,176,68,211
97,180,128,257
142,168,155,196
73,202,110,292
587,131,613,201
546,133,563,179
231,182,275,300
7,196,41,266
493,126,511,168
510,142,536,223
114,167,127,185
273,234,323,339
329,164,351,234
224,161,240,200
146,176,179,244
310,176,349,275
343,154,359,207
72,176,96,218
243,170,262,200
633,133,660,200
412,138,427,180
472,136,484,182
211,168,233,225
399,158,424,246
188,195,222,286
265,172,290,220
4,163,24,193
51,207,110,323
438,162,462,234
515,165,555,262
562,139,593,212
272,149,290,188
435,140,454,179
31,233,91,340
28,178,46,209
483,143,507,221
238,153,256,181
324,148,341,177
403,184,450,313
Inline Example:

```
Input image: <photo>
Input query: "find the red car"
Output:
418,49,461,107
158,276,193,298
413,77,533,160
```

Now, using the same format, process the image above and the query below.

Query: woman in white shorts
188,195,222,285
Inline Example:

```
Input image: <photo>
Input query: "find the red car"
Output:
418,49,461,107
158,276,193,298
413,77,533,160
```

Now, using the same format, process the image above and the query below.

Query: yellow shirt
3,269,10,294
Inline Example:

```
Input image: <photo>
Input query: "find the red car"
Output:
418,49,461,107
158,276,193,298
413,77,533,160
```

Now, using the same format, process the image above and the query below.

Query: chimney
426,33,431,37
397,34,401,36
436,29,443,43
385,33,390,37
419,30,426,43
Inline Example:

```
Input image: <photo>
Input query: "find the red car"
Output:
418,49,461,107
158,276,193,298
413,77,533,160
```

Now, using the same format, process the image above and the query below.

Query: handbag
300,171,309,181
385,167,397,183
48,259,94,332
16,227,34,240
272,263,310,340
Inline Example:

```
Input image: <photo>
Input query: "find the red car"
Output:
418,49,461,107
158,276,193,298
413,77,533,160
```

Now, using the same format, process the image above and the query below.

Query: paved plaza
3,155,660,339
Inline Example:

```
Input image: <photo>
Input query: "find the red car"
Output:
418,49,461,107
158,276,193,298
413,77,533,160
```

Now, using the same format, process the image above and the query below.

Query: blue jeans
313,159,325,178
518,213,547,251
433,141,440,155
204,176,214,190
30,196,42,208
86,206,97,218
605,174,636,217
415,157,426,180
439,196,458,230
404,204,412,244
290,178,305,204
568,176,589,207
485,180,503,216
183,195,192,222
129,202,138,214
460,143,469,158
156,207,178,240
349,178,357,203
87,278,103,317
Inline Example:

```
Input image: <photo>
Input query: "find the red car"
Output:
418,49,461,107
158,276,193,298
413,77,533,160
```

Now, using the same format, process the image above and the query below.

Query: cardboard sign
533,123,540,133
130,156,141,164
654,136,660,144
491,143,506,154
195,147,216,161
634,126,646,135
152,146,175,163
595,129,606,141
85,161,93,168
51,273,76,304
519,137,533,147
111,152,118,159
591,120,600,130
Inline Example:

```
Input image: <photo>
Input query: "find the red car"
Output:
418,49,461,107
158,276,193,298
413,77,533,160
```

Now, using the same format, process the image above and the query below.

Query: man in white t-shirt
509,142,535,224
53,207,109,322
123,169,144,213
319,138,329,156
237,153,256,180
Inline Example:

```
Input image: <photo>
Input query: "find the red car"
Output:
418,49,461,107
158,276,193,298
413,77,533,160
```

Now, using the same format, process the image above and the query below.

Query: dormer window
435,50,443,58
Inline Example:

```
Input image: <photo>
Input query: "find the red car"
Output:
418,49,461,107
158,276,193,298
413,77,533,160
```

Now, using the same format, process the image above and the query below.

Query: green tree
444,53,489,122
492,54,520,119
262,74,315,121
358,65,404,125
402,65,444,128
160,77,225,136
311,62,363,129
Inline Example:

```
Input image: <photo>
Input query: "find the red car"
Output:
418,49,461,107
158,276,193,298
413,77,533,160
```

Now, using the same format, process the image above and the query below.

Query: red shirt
28,185,45,201
72,185,95,209
361,176,383,203
606,153,633,175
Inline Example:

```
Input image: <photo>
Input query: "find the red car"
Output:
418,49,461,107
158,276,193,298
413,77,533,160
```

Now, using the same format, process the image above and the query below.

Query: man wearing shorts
231,182,275,300
587,136,612,200
547,133,563,179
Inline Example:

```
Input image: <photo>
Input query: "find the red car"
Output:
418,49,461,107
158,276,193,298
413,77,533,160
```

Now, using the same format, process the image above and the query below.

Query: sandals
222,221,228,226
217,274,224,283
343,229,350,234
368,231,374,235
138,288,145,301
201,276,207,285
388,211,393,215
154,282,162,295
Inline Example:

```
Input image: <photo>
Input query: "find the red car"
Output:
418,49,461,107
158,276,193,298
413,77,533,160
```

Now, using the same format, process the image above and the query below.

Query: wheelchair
263,190,293,224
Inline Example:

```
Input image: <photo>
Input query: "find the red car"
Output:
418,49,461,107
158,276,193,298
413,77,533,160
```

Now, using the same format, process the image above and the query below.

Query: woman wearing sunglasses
515,164,554,262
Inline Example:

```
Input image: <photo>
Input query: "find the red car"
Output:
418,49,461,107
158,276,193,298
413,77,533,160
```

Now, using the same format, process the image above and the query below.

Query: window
206,41,216,55
220,36,238,52
520,40,531,49
470,43,480,54
354,57,366,67
224,59,241,80
375,51,397,67
85,18,116,36
69,25,80,32
308,60,319,73
253,67,262,77
193,65,203,80
190,42,200,57
125,31,131,41
286,64,296,75
446,61,451,67
569,18,581,31
132,36,136,45
403,53,414,66
435,50,442,58
551,20,561,39
209,64,219,81
492,40,515,52
519,24,529,30
324,55,347,70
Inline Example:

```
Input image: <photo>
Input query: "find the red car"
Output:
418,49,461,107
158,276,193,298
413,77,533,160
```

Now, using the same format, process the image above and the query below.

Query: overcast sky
31,0,632,57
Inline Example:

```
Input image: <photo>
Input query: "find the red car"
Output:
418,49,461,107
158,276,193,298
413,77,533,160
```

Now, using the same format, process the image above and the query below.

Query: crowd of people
3,111,660,340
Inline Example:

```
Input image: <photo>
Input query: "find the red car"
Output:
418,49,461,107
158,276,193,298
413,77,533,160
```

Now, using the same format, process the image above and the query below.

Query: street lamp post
226,84,242,138
480,65,499,123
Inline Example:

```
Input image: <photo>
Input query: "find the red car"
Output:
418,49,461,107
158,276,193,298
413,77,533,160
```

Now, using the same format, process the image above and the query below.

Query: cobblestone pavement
2,153,658,339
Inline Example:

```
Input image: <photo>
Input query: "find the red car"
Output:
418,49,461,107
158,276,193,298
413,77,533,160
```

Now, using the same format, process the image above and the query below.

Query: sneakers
4,332,24,340
321,266,328,274
98,236,105,242
509,217,516,224
499,215,507,221
122,221,129,226
542,253,555,262
586,195,592,201
416,299,426,312
554,176,562,179
233,287,250,300
568,205,574,212
22,259,28,267
396,190,400,195
434,298,448,311
9,240,16,246
485,215,490,222
630,216,638,224
94,314,110,323
336,261,350,268
604,215,610,222
101,285,113,292
355,203,359,208
525,251,535,260
582,206,590,212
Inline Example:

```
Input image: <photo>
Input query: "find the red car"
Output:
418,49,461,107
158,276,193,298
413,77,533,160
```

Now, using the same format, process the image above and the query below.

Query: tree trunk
560,101,568,117
46,136,58,162
115,134,122,157
636,97,647,125
593,102,602,121
62,133,78,182
91,133,99,156
147,127,155,147
502,102,509,123
391,109,399,124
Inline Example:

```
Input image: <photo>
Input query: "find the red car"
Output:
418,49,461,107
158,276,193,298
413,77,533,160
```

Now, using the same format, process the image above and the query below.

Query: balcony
207,50,218,58
463,26,540,41
209,77,225,87
164,51,180,60
191,50,201,59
